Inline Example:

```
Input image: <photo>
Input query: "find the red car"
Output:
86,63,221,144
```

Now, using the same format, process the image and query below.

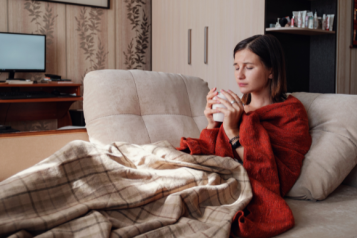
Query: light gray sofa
83,69,357,238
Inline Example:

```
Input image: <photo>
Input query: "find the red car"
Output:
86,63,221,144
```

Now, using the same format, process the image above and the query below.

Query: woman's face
234,49,272,95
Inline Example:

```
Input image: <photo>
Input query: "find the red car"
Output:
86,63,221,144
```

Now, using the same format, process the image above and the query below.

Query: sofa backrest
83,69,209,147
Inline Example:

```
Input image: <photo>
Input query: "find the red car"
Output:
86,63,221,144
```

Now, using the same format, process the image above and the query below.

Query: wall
0,0,152,131
336,0,357,94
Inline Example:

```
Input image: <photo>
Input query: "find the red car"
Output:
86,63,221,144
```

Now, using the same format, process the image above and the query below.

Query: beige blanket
0,140,252,238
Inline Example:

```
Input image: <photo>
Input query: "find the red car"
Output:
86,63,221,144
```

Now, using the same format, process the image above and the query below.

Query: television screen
0,32,46,74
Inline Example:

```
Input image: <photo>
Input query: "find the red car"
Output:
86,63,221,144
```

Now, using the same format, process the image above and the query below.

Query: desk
0,83,82,128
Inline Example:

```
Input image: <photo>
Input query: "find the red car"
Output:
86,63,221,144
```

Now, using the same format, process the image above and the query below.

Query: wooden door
152,0,265,95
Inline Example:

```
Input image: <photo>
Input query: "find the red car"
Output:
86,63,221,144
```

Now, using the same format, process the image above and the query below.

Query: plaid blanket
0,140,252,238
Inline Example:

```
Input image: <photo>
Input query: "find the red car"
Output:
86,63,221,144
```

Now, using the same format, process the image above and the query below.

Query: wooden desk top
0,128,87,138
0,97,83,103
0,82,82,87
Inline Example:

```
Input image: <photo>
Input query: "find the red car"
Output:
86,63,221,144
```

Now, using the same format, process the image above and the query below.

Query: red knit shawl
177,95,312,238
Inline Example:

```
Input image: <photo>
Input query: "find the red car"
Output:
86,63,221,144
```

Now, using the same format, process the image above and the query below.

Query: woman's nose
237,69,245,79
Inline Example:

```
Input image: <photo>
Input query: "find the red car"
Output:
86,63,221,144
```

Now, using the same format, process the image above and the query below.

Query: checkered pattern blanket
0,140,252,238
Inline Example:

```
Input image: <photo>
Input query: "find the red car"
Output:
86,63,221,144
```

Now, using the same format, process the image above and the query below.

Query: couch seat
276,185,357,237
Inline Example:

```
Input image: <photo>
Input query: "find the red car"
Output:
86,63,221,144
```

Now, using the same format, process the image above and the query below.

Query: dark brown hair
233,34,287,105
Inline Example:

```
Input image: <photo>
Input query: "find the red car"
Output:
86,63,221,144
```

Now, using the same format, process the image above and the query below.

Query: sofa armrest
0,129,89,182
343,165,357,188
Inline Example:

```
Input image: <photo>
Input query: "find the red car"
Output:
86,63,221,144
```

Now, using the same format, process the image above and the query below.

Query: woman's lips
238,83,247,87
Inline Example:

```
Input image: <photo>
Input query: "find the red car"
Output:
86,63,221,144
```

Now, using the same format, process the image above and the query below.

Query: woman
178,34,312,238
205,34,287,163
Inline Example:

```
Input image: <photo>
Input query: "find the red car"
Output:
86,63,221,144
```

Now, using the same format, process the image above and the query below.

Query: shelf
0,97,83,104
0,83,82,128
0,83,81,87
266,27,335,35
0,128,87,138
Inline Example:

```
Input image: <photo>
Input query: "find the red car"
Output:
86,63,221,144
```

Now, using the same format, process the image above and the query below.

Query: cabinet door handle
204,26,208,64
188,29,192,65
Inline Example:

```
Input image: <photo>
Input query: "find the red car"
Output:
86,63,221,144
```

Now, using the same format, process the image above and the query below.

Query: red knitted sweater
176,95,312,238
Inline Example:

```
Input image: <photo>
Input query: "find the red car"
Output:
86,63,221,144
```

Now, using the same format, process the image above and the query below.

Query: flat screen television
0,32,46,80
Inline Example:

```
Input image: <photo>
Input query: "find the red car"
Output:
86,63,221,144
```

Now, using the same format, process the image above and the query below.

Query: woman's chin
239,88,249,94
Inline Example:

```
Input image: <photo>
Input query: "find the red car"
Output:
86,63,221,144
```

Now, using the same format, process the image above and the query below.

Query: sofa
1,69,357,237
83,69,357,237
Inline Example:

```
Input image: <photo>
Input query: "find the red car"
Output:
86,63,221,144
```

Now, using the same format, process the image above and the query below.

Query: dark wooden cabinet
0,83,82,128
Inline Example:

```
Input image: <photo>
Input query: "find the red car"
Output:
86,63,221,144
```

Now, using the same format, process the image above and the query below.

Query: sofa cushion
83,70,209,147
287,93,357,200
277,185,357,237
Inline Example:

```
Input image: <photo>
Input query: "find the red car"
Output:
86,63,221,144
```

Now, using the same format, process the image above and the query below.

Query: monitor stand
6,71,26,81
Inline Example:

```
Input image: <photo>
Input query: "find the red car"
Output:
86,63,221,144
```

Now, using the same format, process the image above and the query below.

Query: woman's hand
204,87,222,129
215,89,244,138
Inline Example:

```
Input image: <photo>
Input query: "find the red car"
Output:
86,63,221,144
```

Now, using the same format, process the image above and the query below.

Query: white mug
212,92,227,122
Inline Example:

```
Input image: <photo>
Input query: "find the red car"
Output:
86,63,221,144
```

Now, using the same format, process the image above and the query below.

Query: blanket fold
177,95,312,238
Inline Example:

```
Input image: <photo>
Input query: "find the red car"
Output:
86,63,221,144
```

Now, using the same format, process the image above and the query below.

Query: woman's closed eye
235,67,253,71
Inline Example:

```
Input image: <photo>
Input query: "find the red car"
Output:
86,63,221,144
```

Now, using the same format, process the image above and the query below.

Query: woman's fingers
208,99,220,104
219,90,235,107
214,107,230,117
216,96,232,109
228,90,244,106
221,90,238,102
206,88,219,110
207,87,218,100
206,107,219,115
214,90,244,135
214,106,225,112
220,90,244,109
207,89,243,113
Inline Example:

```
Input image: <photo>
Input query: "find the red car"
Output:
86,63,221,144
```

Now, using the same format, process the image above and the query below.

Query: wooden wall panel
152,0,265,96
205,0,265,95
8,1,66,81
351,45,357,94
336,0,353,94
351,0,357,94
1,0,152,131
66,0,115,109
116,0,151,70
152,0,175,74
66,4,114,82
0,0,8,82
0,0,7,32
